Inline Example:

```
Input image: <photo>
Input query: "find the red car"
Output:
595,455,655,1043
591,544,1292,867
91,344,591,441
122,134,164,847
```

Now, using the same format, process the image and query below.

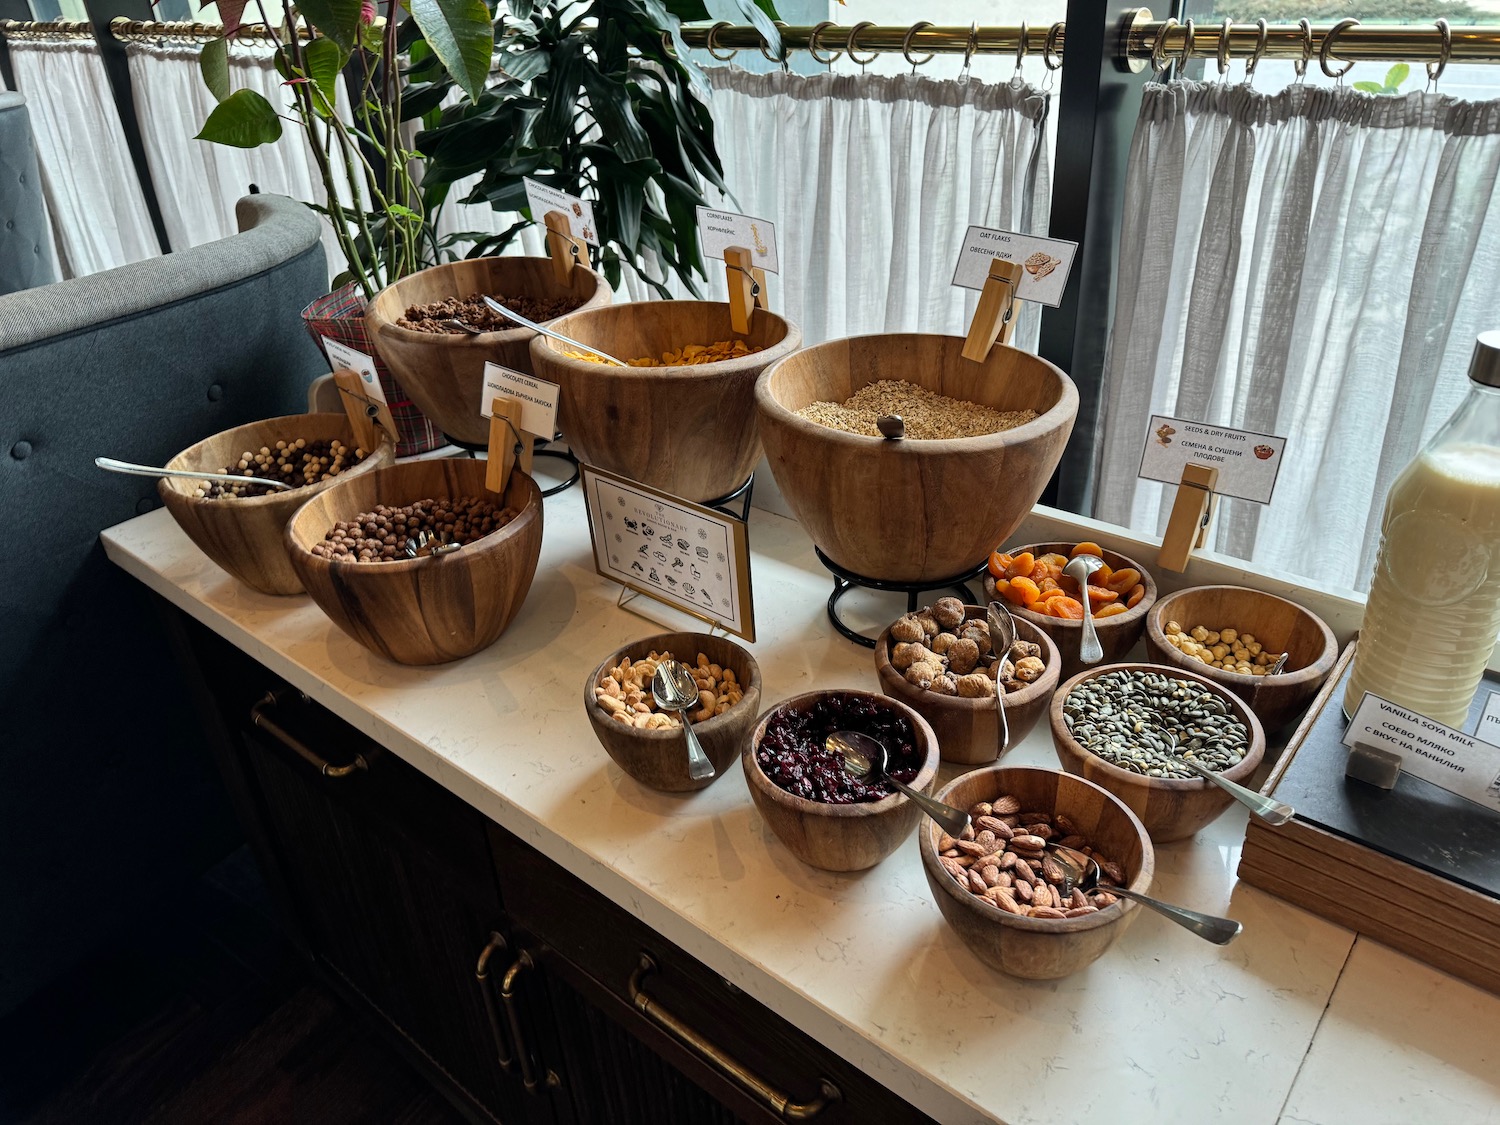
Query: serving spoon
1047,843,1242,945
1061,553,1106,665
96,456,294,491
827,731,969,834
651,660,715,781
986,600,1016,756
1175,755,1295,825
481,296,627,367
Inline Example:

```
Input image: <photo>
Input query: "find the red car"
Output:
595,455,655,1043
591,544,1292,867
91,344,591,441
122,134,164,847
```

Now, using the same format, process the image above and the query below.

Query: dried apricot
991,577,1012,601
1008,575,1041,605
1084,585,1119,608
1004,552,1036,581
1126,583,1146,608
1051,596,1085,620
1095,603,1129,618
988,552,1011,579
1070,542,1104,559
1105,567,1142,594
1035,586,1069,603
1087,563,1113,587
1037,575,1061,594
1039,553,1070,569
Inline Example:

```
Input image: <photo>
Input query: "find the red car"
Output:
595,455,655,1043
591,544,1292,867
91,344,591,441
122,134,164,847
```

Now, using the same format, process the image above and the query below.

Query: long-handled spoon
986,600,1016,756
481,297,627,367
651,660,715,781
827,731,969,834
96,456,294,491
1047,843,1242,945
1175,755,1295,825
1062,553,1106,665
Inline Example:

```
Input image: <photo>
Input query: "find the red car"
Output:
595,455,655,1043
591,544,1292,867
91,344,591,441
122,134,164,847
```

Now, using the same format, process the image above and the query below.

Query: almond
1040,855,1068,886
1015,880,1034,903
968,869,987,894
954,839,988,857
980,864,1000,887
975,830,997,851
1063,906,1098,918
1099,858,1126,885
1010,834,1046,853
940,857,966,881
1029,906,1066,919
990,889,1025,915
938,833,956,852
991,795,1021,815
1012,857,1035,882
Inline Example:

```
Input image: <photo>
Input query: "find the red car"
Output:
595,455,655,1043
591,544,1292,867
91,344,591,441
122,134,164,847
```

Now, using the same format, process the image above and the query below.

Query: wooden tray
1238,640,1500,994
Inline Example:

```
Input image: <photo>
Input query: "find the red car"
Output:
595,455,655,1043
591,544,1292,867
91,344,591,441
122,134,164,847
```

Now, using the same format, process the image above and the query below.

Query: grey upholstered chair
0,193,328,1015
0,92,57,295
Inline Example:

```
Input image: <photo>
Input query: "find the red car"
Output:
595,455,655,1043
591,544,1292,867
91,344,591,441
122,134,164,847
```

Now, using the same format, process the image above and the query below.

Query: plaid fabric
302,282,443,456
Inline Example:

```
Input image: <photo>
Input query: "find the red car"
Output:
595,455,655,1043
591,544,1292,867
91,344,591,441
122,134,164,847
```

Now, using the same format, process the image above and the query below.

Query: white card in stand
523,178,599,246
479,363,560,438
951,225,1077,307
696,206,780,275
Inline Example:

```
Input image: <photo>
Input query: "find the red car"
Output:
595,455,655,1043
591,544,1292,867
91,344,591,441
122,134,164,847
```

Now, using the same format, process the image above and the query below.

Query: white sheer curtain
1095,81,1500,592
8,40,158,278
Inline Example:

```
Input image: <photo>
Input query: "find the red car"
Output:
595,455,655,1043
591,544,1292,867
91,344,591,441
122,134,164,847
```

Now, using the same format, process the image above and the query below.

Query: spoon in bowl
96,456,294,491
650,660,715,781
827,731,969,834
1174,755,1295,825
1061,554,1106,665
986,600,1016,755
481,297,627,367
1047,843,1242,945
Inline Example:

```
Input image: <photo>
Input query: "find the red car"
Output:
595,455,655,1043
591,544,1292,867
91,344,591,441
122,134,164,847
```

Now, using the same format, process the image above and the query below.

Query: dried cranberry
756,693,923,804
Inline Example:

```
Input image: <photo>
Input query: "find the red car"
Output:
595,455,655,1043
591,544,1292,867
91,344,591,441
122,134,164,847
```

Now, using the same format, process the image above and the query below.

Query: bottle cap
1469,330,1500,388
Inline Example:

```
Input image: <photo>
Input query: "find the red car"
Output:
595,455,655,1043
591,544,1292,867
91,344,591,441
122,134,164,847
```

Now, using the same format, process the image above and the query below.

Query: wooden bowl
530,301,802,503
755,335,1077,584
1049,663,1267,843
985,543,1158,680
874,609,1061,765
283,458,543,665
158,413,395,595
742,690,940,872
918,765,1152,979
366,257,611,445
583,633,762,793
1143,585,1338,733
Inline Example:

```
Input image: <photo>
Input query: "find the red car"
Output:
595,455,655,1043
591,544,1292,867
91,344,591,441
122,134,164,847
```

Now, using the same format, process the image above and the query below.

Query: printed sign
581,464,755,642
695,206,780,275
1478,691,1500,744
479,363,560,438
1343,692,1500,813
321,337,397,445
1138,415,1287,505
951,226,1078,308
523,178,598,246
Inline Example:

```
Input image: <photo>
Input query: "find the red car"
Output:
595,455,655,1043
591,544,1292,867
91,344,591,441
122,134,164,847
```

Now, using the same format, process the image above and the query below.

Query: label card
321,336,397,445
1343,692,1500,813
951,226,1078,308
479,363,560,438
523,178,598,246
1138,415,1288,505
1478,691,1500,744
695,206,780,275
581,464,756,642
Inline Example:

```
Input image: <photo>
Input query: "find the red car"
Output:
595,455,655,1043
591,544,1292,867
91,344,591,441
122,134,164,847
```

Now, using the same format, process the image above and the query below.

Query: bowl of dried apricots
983,542,1157,679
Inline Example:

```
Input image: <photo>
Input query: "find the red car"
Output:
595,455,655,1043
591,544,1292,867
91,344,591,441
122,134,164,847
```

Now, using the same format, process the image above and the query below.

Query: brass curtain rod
0,19,94,40
109,18,281,43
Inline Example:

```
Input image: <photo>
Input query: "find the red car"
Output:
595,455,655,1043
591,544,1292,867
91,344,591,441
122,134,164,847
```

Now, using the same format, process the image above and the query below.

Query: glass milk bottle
1346,332,1500,727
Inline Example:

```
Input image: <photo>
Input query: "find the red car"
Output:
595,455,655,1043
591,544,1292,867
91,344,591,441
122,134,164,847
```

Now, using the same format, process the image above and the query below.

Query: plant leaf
195,88,283,148
296,0,363,53
1353,80,1384,93
1385,62,1410,89
409,0,495,103
303,37,345,117
200,35,230,102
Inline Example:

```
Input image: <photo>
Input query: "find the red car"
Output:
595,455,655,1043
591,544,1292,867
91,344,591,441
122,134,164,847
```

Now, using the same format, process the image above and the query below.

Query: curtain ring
1320,18,1358,82
845,21,878,69
902,21,934,73
1013,20,1028,78
1427,18,1451,89
1216,19,1233,79
1177,18,1196,69
1043,22,1063,71
759,21,790,67
705,21,736,62
961,21,979,76
1244,19,1268,84
1151,17,1179,78
807,20,842,66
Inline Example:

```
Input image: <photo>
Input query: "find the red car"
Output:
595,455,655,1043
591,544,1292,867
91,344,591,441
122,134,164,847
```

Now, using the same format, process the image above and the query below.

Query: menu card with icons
951,226,1078,307
1138,416,1287,504
695,206,780,275
581,464,755,642
523,178,598,246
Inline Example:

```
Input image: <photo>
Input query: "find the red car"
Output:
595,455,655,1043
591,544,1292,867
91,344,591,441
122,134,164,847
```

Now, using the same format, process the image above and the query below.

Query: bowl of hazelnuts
874,597,1061,766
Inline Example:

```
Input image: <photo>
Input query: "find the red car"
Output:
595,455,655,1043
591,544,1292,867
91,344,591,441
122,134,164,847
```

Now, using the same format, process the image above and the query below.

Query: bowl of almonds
918,765,1154,979
584,632,762,793
874,598,1060,765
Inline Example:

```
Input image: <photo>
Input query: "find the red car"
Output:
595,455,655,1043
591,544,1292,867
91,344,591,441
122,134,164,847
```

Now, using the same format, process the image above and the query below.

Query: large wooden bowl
1049,663,1267,843
743,690,940,872
283,458,542,665
918,765,1153,979
755,335,1077,584
584,632,762,793
874,609,1061,765
985,543,1158,680
530,301,801,503
1143,585,1338,733
158,413,395,596
366,257,611,445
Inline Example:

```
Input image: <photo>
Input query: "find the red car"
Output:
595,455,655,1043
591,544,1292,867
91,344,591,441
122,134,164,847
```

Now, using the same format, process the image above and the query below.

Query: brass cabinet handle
628,953,840,1121
475,932,515,1071
500,950,561,1095
249,690,367,778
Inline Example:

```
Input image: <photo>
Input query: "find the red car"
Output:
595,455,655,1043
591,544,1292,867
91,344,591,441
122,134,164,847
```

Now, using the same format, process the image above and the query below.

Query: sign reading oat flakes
581,464,756,642
695,206,780,275
1138,415,1287,505
523,177,599,246
951,226,1078,307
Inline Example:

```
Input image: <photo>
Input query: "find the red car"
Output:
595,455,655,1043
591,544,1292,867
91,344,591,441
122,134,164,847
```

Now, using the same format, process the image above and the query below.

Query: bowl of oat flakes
754,334,1078,584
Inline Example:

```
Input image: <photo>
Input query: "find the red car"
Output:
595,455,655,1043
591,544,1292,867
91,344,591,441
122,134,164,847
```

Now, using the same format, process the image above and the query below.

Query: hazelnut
1013,656,1046,683
947,637,981,676
929,674,958,696
890,615,924,644
906,661,940,689
932,597,966,631
955,673,994,698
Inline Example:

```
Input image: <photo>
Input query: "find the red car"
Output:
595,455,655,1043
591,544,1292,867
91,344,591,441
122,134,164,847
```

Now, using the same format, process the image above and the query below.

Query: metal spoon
441,318,481,334
650,660,715,781
96,456,294,491
1047,843,1242,945
1061,554,1106,665
986,600,1016,755
1175,755,1295,825
481,297,627,366
1269,652,1290,675
876,414,905,440
827,731,969,834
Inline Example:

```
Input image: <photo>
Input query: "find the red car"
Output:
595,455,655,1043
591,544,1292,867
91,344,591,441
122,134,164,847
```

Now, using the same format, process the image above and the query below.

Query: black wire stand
443,434,580,498
815,548,988,648
700,474,755,523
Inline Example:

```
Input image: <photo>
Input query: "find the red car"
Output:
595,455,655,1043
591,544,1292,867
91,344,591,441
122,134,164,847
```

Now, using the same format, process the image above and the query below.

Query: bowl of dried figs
874,597,1060,765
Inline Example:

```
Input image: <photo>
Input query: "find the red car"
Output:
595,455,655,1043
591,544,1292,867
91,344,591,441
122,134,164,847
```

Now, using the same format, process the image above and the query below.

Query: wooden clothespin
961,258,1024,363
485,396,533,495
331,367,396,453
543,210,588,286
724,245,759,334
1159,462,1219,572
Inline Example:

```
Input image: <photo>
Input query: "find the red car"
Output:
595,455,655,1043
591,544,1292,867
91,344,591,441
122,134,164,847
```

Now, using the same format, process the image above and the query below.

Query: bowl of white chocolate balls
874,597,1061,765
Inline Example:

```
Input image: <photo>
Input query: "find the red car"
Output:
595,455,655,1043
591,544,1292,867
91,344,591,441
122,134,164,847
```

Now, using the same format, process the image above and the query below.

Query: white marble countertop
102,487,1500,1125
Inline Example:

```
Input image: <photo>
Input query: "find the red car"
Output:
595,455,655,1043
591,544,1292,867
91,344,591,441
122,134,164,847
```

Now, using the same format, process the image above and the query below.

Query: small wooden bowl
159,413,395,595
874,609,1061,765
1143,586,1338,733
755,334,1078,584
366,257,611,445
918,765,1153,979
743,690,940,872
584,633,762,793
284,458,543,665
530,301,802,503
985,543,1158,680
1049,663,1267,843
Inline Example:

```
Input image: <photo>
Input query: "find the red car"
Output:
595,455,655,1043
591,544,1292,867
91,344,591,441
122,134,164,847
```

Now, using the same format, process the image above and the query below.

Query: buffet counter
102,490,1500,1125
